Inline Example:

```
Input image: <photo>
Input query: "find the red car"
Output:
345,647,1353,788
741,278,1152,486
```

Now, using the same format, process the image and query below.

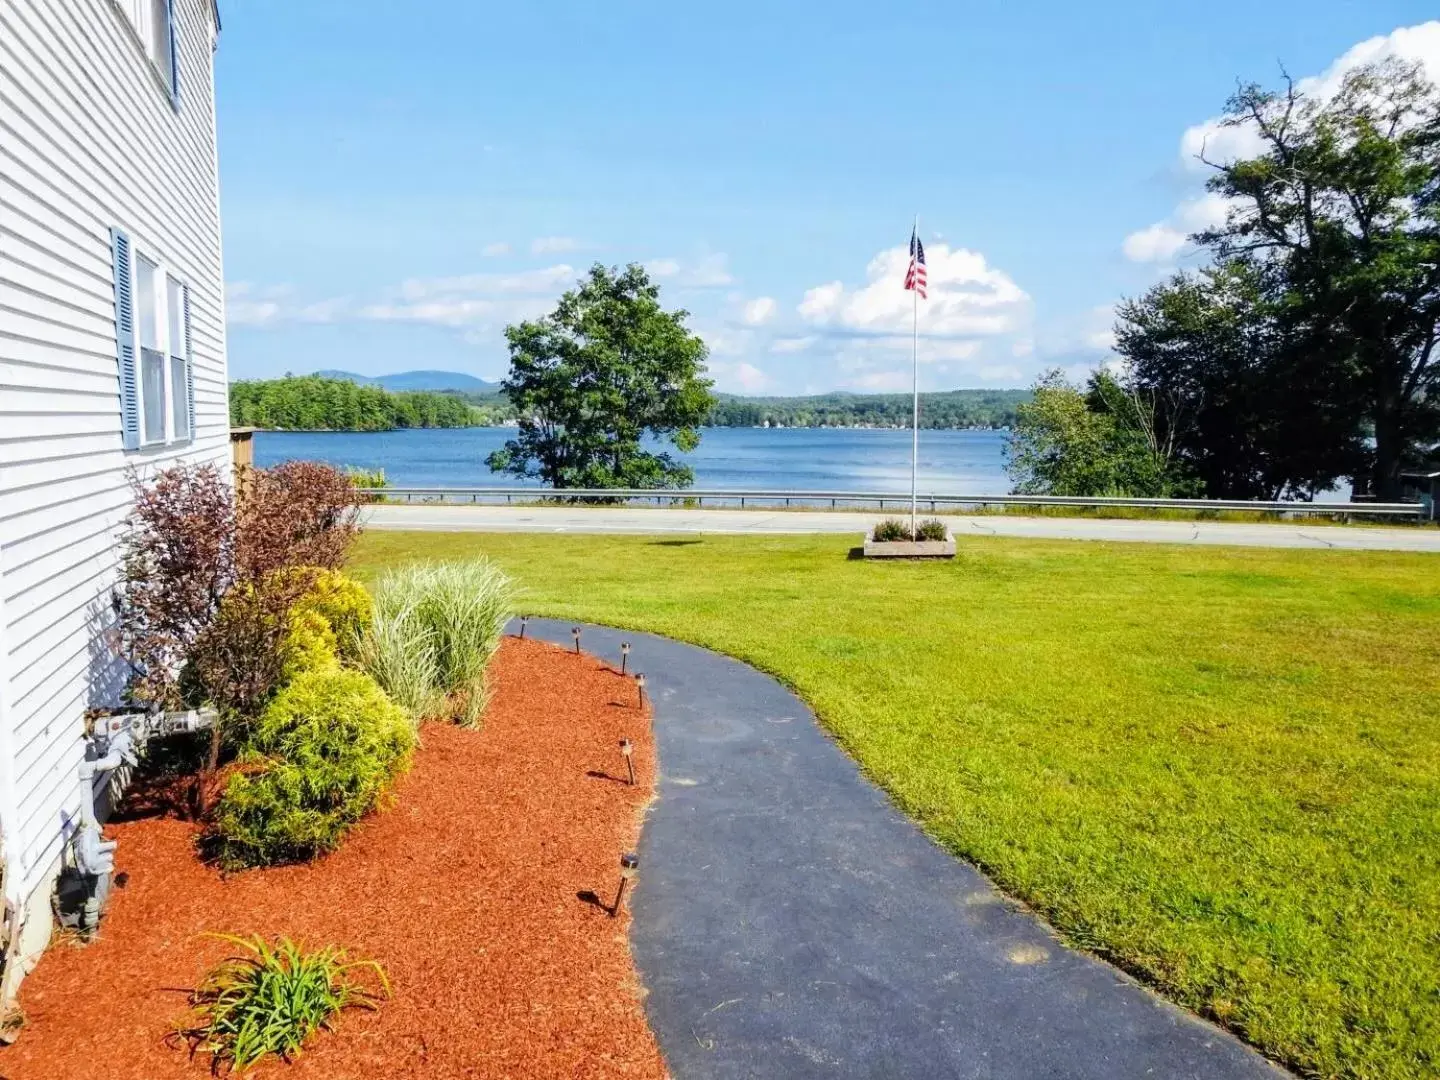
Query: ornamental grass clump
176,934,387,1072
356,603,441,720
871,517,949,542
207,668,414,869
361,559,515,727
871,518,910,542
914,518,949,541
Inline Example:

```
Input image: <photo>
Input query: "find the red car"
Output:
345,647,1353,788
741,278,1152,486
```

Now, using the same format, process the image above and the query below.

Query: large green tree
1116,261,1364,499
1005,369,1194,497
1193,58,1440,499
487,264,715,489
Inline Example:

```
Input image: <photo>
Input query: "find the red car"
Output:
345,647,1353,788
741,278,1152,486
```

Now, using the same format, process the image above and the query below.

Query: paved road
365,503,1440,551
523,619,1286,1079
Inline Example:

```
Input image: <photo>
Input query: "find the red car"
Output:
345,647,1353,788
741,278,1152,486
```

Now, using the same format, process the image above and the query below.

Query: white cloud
296,297,351,323
770,335,817,354
1033,304,1121,359
1083,304,1118,351
226,282,348,326
481,241,512,257
1180,22,1440,171
798,282,844,321
798,243,1029,339
226,281,284,326
362,266,576,329
740,296,777,325
646,253,734,288
1123,193,1235,263
398,266,576,301
978,364,1024,383
708,360,771,393
1086,327,1117,351
1122,222,1188,264
531,235,580,255
228,265,578,337
694,323,753,358
685,253,734,288
1125,22,1440,263
845,370,911,392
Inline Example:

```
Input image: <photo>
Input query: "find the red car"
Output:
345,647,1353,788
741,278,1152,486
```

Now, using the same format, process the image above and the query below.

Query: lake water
253,427,1015,493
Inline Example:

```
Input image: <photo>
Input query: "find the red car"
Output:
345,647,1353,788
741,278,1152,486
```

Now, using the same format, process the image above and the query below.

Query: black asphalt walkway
524,619,1286,1080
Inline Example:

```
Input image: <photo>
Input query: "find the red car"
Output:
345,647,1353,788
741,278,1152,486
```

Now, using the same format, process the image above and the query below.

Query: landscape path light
620,738,635,785
620,642,631,675
635,673,646,709
572,626,582,654
519,614,529,640
613,852,639,916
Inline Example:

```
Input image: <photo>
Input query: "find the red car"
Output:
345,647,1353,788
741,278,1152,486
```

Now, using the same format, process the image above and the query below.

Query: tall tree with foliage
1192,59,1440,499
487,264,715,489
1116,261,1364,498
1006,369,1194,497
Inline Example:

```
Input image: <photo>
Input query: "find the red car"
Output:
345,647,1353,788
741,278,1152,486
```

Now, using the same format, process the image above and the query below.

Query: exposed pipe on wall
67,708,217,933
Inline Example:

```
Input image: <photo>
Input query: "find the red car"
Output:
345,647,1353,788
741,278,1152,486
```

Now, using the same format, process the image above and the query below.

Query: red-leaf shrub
116,460,362,712
116,464,236,709
189,573,314,732
236,462,361,581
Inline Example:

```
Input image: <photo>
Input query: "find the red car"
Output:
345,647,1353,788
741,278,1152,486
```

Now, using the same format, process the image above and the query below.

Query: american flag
904,227,927,299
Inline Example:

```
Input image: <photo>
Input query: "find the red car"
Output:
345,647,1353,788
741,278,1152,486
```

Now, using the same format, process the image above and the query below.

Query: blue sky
218,2,1439,395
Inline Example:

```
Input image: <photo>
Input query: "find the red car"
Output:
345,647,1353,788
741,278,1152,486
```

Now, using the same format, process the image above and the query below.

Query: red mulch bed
1,640,666,1079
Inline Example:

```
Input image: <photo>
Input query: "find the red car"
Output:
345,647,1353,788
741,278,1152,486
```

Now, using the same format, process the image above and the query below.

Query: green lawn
352,532,1440,1080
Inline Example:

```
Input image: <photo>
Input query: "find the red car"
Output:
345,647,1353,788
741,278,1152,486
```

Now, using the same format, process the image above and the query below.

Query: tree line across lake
229,376,479,431
229,376,1029,432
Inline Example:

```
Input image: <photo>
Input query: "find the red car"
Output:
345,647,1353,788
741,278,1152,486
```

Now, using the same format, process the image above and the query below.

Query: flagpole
911,214,919,538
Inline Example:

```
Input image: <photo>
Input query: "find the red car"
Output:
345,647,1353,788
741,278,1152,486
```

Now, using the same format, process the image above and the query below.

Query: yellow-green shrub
273,568,373,681
293,568,373,661
206,668,414,869
281,607,339,681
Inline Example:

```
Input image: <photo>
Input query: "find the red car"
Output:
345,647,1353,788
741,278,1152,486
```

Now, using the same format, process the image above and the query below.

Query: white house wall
0,0,228,950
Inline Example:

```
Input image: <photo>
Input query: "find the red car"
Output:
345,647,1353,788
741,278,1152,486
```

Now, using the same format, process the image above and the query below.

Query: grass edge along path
352,532,1440,1080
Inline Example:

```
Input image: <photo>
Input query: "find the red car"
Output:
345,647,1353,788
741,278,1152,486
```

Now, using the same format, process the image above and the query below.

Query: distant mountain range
314,369,498,393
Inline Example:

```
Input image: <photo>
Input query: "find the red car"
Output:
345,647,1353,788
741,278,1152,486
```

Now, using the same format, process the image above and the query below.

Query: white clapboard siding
0,0,228,905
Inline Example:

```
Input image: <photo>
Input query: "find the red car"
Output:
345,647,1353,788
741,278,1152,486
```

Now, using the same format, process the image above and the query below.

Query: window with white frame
125,245,192,447
167,275,190,440
115,0,176,95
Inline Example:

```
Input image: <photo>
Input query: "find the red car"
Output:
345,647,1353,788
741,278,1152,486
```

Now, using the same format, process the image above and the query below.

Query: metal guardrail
356,487,1427,519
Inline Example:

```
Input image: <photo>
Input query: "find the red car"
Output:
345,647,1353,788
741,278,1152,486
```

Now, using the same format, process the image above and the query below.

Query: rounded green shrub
207,668,414,869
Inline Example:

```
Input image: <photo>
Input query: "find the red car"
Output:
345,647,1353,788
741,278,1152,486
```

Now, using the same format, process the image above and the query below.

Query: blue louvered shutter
110,228,141,450
183,284,195,441
166,0,180,108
